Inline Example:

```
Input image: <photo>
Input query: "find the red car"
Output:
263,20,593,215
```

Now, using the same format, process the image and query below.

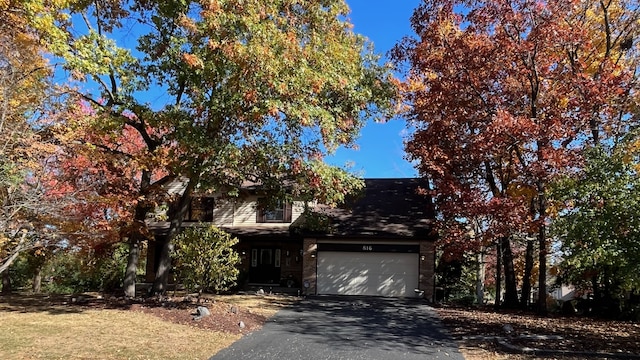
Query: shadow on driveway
211,296,464,360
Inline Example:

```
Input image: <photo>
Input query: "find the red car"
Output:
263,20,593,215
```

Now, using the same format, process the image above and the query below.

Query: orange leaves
182,53,204,69
243,89,257,104
178,14,198,35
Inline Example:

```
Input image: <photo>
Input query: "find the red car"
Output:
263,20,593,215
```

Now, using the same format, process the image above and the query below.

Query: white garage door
317,251,419,297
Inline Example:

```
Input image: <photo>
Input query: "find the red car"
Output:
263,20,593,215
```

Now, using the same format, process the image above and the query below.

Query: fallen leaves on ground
435,305,640,360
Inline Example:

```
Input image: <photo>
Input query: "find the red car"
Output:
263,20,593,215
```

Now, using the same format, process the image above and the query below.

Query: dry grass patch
209,293,298,317
0,293,295,360
1,309,239,360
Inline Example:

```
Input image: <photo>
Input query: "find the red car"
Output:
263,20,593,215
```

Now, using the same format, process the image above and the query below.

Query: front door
249,247,281,284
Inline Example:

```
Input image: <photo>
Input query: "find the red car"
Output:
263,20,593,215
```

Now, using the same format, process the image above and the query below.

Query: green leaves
550,146,640,293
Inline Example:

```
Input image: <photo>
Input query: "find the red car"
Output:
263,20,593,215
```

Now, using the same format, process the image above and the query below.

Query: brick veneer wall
419,240,436,301
302,238,318,295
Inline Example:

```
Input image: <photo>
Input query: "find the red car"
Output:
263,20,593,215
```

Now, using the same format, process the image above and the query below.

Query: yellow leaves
207,39,219,51
558,96,569,109
506,182,537,202
425,70,439,81
576,0,638,75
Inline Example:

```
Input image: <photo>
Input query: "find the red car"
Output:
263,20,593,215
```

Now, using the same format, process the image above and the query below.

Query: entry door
249,248,281,284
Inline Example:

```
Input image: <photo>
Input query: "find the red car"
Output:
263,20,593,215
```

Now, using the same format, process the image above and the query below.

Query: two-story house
146,178,437,299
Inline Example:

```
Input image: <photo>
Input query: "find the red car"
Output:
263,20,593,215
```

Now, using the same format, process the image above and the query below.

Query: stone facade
301,238,318,295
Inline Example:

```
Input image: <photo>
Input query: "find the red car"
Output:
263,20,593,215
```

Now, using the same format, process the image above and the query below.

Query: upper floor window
185,197,214,222
257,199,292,223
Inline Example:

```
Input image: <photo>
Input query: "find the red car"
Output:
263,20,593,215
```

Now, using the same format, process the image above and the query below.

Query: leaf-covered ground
435,306,640,359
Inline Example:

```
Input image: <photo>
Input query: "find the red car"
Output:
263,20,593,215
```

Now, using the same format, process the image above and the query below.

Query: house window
251,249,258,267
185,197,214,222
257,199,292,223
274,249,281,268
264,200,285,221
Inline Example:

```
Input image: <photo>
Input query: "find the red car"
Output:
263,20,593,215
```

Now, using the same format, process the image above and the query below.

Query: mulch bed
129,297,268,334
0,293,271,334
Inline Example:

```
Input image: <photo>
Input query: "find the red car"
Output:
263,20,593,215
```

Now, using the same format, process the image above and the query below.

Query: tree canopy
551,145,640,312
394,0,640,312
0,0,66,274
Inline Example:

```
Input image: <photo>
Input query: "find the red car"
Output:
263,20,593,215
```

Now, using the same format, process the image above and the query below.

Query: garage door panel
317,251,419,297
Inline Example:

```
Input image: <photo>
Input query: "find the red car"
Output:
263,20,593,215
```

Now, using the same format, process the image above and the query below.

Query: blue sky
326,0,422,179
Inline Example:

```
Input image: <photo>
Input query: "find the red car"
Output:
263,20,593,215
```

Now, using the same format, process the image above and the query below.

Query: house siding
232,198,258,225
211,198,235,225
211,196,305,226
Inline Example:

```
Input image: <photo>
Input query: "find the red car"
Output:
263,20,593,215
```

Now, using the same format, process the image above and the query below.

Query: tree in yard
48,101,171,296
38,0,395,296
551,145,640,316
0,0,68,277
394,0,640,313
173,225,240,299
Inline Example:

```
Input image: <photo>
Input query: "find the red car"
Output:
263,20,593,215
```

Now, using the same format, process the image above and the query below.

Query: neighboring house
146,178,437,300
550,285,577,302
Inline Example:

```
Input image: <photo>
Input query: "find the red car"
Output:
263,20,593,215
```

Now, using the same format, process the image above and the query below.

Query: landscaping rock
502,324,514,335
192,306,211,321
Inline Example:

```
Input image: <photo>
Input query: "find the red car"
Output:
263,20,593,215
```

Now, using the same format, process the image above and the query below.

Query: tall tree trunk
32,266,42,293
501,236,519,308
591,273,600,315
2,268,11,295
152,235,174,295
476,250,485,305
521,238,534,309
495,242,502,309
124,237,140,298
151,177,197,295
123,170,152,298
537,194,548,315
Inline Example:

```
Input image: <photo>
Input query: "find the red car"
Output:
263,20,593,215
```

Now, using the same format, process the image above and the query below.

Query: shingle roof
303,178,435,239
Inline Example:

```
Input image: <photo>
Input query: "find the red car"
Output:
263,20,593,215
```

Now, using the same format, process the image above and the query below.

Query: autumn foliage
394,0,639,312
22,0,396,295
0,0,65,274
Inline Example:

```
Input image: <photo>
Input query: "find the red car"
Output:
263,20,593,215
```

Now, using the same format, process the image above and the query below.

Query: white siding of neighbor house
211,195,305,226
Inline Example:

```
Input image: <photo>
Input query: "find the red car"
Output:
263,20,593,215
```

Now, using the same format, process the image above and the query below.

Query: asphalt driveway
210,296,464,360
